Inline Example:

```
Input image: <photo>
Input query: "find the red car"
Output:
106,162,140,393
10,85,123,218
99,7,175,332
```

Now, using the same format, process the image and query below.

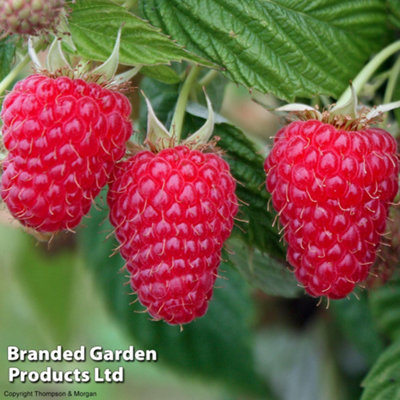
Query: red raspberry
108,146,238,325
1,74,132,232
264,119,399,299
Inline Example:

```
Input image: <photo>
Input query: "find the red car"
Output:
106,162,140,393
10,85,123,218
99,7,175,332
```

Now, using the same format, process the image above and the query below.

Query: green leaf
141,0,388,101
330,293,385,365
228,237,301,298
361,340,400,400
215,122,281,255
369,275,400,341
387,0,400,29
68,0,214,67
78,201,270,397
141,65,182,84
0,37,16,81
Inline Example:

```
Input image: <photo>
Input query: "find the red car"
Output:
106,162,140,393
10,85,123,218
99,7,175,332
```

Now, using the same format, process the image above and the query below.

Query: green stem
198,69,219,87
170,65,201,140
364,70,391,96
384,56,400,104
336,40,400,107
0,52,30,97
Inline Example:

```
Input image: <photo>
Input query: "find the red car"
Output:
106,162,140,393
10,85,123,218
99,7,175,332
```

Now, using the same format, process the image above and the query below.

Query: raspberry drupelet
108,145,238,325
264,119,399,299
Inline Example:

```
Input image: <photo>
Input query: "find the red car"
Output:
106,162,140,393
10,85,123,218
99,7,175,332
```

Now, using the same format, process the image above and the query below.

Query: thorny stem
0,53,30,97
336,40,400,107
170,64,201,141
198,69,219,87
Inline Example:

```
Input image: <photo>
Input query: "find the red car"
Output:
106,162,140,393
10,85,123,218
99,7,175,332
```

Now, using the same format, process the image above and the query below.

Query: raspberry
108,146,238,324
0,0,65,36
264,119,399,299
1,73,132,232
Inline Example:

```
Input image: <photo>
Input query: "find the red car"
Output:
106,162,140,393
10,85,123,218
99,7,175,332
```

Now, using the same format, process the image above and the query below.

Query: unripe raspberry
0,0,65,36
108,146,238,324
1,73,132,232
264,119,399,299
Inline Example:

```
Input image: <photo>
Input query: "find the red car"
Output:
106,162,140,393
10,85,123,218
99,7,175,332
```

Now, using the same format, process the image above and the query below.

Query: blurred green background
0,220,225,399
0,203,384,400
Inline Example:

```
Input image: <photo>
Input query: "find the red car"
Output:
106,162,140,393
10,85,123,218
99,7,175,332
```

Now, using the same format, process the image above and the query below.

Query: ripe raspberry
108,146,238,324
1,73,132,232
0,0,65,36
264,119,399,299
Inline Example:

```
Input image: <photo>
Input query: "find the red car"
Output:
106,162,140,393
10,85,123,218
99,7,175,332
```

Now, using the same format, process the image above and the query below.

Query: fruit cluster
0,43,399,323
0,71,238,324
1,0,399,332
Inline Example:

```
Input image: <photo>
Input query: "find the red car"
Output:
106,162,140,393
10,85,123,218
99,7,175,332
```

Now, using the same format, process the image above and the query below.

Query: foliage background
1,0,400,399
